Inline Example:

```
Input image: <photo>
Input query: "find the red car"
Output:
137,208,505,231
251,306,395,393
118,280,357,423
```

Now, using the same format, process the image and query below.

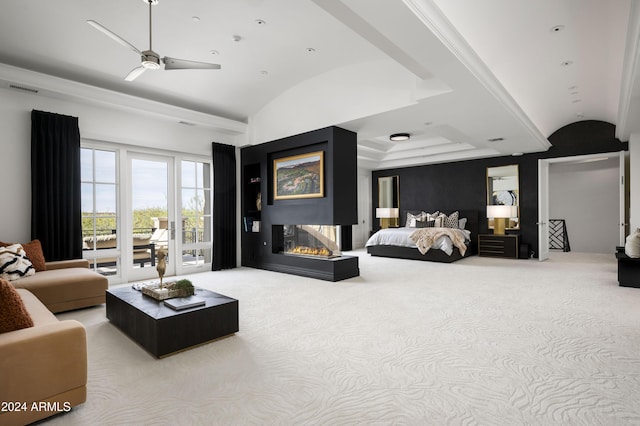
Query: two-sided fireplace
280,225,341,258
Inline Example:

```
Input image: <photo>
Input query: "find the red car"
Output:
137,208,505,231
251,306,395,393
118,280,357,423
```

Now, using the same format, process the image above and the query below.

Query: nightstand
478,234,519,259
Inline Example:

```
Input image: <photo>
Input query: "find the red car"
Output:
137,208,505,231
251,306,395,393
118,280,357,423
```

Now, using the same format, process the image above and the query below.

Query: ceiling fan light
390,133,410,141
142,60,161,70
141,50,161,69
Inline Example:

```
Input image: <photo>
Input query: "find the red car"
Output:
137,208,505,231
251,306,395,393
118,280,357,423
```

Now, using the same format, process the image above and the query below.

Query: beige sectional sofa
0,289,87,426
12,259,108,313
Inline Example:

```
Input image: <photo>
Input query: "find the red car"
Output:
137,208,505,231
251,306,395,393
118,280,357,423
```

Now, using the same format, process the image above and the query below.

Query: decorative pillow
0,239,46,272
416,220,436,228
434,211,459,228
0,244,36,281
424,211,440,221
625,228,640,258
0,278,34,334
405,212,424,228
458,218,468,230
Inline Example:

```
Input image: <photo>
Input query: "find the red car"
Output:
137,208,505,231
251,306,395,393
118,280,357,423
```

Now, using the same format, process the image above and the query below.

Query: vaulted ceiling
0,0,637,169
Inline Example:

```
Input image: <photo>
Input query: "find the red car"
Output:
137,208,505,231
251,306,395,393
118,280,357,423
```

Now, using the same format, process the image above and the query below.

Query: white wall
549,158,619,253
0,86,241,243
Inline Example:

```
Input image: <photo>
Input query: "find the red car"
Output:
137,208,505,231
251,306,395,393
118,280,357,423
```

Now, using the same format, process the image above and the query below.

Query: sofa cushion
15,289,58,325
0,244,36,281
0,239,46,272
0,278,34,334
12,267,108,313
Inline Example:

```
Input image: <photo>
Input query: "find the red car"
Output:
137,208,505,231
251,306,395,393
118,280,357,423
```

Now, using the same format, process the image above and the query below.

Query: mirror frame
486,165,520,230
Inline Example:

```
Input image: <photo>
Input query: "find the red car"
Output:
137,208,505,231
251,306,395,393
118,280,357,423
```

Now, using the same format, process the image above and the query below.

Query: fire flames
288,246,331,257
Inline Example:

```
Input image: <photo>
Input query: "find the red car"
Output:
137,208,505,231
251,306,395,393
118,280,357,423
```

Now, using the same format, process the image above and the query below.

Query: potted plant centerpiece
141,248,195,300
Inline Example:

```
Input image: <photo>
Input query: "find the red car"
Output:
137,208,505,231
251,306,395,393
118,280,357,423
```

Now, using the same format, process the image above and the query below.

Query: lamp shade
486,205,516,218
376,207,399,219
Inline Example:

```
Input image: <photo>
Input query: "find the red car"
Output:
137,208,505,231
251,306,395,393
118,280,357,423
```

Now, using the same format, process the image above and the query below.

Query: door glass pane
180,160,212,267
197,162,205,188
182,161,196,188
81,149,93,181
132,159,167,269
181,248,211,266
81,147,118,276
95,150,116,182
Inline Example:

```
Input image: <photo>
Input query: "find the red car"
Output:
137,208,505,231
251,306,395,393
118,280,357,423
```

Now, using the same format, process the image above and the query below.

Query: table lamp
376,207,399,228
487,205,516,235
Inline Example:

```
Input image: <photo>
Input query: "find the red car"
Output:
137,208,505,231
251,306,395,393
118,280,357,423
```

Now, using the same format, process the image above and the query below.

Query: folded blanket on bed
409,228,467,256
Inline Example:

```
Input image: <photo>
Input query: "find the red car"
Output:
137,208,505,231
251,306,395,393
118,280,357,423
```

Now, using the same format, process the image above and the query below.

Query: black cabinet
478,234,519,259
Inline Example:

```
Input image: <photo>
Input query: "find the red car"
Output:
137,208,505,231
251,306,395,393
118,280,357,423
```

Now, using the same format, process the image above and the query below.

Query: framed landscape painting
273,151,324,200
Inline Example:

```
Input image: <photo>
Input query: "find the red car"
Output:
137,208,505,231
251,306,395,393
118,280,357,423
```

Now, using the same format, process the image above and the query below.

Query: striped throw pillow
0,244,36,281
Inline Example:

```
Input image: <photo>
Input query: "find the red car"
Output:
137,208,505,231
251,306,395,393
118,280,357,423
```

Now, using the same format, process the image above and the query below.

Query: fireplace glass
281,225,341,258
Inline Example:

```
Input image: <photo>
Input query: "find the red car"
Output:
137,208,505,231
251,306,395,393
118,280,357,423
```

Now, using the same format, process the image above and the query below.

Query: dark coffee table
106,286,238,358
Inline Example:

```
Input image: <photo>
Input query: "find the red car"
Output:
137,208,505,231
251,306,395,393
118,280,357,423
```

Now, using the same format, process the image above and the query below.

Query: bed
366,210,478,263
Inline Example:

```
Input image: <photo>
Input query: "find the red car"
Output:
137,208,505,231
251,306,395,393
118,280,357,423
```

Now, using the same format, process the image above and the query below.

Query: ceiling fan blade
162,57,221,70
124,66,146,82
87,20,142,56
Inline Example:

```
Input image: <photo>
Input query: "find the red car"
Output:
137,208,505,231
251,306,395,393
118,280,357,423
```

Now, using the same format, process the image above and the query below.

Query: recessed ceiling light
551,25,565,33
576,113,585,118
390,133,410,141
572,99,582,103
570,91,579,95
209,50,219,55
255,19,266,25
487,137,504,142
424,121,433,126
568,85,579,90
561,60,573,67
232,35,242,42
192,16,200,23
260,70,269,76
306,48,316,53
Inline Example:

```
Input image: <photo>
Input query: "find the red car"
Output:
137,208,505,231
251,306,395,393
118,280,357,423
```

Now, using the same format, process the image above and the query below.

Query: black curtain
212,142,237,270
31,110,82,261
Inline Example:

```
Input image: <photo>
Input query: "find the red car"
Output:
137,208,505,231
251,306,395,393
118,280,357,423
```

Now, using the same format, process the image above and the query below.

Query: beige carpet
48,250,640,425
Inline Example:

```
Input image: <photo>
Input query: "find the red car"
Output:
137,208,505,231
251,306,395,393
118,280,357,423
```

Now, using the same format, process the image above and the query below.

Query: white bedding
365,227,471,256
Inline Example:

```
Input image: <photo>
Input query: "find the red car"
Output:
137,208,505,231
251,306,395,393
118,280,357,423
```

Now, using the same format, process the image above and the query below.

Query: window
81,148,119,275
181,160,212,267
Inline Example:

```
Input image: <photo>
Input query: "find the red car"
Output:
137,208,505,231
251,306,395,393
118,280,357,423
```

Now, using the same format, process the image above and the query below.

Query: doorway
81,143,213,283
538,151,626,260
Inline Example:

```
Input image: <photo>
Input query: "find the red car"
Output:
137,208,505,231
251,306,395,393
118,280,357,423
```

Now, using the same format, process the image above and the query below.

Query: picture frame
273,151,324,200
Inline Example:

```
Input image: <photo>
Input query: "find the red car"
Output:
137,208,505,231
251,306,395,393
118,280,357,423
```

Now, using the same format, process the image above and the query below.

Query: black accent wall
372,120,627,258
241,126,359,281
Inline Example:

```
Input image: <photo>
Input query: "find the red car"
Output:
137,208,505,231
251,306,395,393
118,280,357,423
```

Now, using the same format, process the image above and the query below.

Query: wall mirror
377,176,399,227
487,165,519,230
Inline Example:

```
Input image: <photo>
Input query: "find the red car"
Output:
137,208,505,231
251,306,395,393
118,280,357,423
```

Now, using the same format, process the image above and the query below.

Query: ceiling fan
87,0,220,82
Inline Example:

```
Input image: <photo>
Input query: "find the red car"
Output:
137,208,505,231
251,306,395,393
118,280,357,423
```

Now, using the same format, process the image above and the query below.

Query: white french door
82,142,213,283
537,159,550,261
127,153,176,281
619,150,627,245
